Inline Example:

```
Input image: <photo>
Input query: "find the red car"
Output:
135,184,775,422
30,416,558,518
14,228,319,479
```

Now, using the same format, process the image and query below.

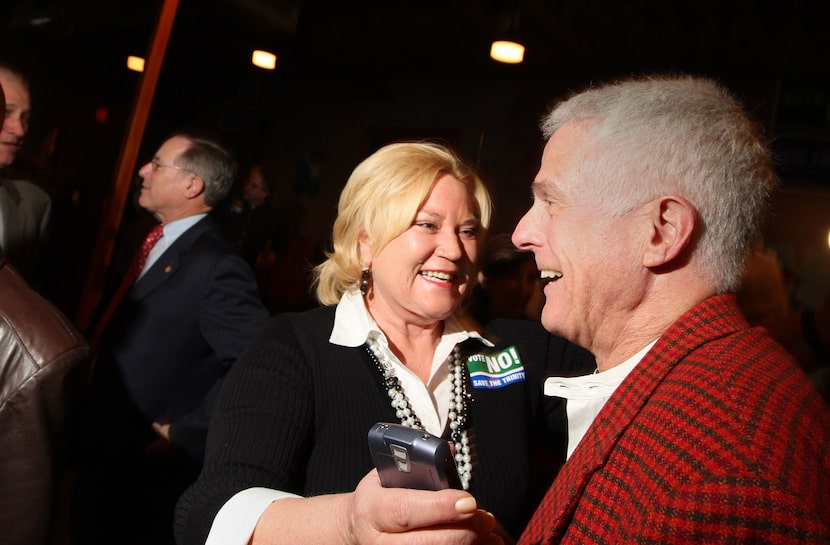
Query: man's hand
143,422,176,459
152,421,171,440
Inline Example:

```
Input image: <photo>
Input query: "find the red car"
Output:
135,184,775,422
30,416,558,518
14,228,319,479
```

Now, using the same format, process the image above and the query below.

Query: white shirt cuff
205,487,300,545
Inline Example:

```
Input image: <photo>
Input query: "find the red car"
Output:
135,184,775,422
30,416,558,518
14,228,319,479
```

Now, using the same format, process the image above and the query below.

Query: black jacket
176,307,595,544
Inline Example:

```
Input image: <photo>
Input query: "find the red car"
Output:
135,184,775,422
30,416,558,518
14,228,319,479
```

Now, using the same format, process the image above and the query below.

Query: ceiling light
126,56,145,72
490,40,525,64
252,50,277,70
28,16,52,26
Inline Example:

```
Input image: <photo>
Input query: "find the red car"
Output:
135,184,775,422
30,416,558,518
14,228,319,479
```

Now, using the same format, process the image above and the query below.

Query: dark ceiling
2,0,829,204
3,0,830,82
2,0,829,178
3,0,828,148
2,0,830,318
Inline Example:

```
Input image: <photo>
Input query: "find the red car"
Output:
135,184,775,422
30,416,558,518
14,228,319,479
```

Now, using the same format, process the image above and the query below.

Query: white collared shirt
330,290,484,435
205,290,487,545
544,340,657,459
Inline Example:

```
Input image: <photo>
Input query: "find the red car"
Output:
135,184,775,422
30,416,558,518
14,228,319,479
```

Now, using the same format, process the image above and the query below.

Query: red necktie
90,224,164,347
133,224,165,282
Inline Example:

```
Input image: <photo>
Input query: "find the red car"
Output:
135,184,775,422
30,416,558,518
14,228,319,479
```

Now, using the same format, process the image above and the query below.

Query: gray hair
171,131,237,207
541,75,777,293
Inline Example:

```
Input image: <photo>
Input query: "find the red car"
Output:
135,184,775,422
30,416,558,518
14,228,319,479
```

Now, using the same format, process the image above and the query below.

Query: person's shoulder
6,178,50,199
267,304,333,330
0,178,51,209
250,304,334,352
179,217,238,255
165,221,256,282
0,264,89,369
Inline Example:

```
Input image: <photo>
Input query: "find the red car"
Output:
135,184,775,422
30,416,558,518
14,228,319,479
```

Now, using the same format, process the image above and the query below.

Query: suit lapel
522,294,744,544
0,179,20,247
130,216,212,299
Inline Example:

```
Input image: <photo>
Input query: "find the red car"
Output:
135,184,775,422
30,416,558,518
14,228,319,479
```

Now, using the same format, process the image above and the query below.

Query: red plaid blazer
521,294,830,544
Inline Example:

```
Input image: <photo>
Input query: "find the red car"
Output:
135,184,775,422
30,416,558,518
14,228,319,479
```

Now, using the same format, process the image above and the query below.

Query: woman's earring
360,268,370,296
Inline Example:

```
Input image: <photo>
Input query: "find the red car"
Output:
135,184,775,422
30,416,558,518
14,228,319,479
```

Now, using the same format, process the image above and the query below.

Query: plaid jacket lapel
520,294,743,544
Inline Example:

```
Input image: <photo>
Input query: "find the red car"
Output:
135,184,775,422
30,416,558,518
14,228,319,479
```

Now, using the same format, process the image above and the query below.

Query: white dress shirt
544,340,657,459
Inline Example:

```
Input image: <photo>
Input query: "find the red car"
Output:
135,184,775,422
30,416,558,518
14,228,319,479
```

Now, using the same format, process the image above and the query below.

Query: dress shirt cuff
205,487,301,545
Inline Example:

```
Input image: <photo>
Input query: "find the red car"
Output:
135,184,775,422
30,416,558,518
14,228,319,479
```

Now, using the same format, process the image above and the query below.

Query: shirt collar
161,213,206,243
544,339,658,399
329,290,490,349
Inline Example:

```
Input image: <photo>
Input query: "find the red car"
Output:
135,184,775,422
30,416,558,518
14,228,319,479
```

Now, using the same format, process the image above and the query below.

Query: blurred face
512,123,645,348
0,72,31,168
136,136,195,222
242,166,269,207
482,257,539,319
364,174,481,327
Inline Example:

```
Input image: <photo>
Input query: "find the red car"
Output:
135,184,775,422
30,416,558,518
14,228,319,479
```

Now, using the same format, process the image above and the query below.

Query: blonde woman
176,142,594,545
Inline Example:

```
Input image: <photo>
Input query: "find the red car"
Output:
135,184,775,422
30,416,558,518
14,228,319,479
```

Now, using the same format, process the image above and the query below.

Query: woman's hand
338,469,502,545
251,470,502,545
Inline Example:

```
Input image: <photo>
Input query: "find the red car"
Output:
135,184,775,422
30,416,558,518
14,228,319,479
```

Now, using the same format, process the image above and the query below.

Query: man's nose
137,161,153,178
3,115,25,137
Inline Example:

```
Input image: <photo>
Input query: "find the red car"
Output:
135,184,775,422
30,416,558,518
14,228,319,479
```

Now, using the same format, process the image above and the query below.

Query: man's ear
642,195,696,268
184,175,205,199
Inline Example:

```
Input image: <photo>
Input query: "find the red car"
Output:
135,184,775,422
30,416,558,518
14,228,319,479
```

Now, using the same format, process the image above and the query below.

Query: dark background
1,0,829,318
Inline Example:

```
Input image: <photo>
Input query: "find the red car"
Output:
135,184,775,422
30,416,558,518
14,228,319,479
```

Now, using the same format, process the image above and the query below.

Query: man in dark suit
513,75,830,543
73,130,269,545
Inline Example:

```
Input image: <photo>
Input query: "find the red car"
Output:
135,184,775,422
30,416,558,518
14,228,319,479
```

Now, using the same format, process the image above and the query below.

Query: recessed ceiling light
490,40,525,64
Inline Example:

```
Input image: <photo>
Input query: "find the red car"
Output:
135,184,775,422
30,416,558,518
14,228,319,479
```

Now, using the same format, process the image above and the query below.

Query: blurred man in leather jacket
0,82,91,545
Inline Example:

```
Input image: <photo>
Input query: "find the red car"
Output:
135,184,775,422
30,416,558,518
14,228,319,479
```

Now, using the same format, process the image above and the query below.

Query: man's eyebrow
530,180,549,197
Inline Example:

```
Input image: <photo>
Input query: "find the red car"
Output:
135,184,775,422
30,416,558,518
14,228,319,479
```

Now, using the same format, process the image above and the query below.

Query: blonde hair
313,142,491,305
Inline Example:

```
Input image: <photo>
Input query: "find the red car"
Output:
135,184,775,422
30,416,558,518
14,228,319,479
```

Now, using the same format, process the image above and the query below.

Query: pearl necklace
365,338,473,490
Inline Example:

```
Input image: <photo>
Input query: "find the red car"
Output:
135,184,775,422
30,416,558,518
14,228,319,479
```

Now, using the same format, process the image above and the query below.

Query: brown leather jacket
0,248,90,545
